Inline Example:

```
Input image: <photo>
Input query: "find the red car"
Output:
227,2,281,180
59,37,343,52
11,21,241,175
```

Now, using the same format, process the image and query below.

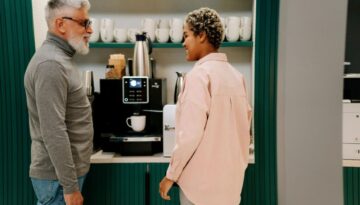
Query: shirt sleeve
166,67,211,182
34,61,79,194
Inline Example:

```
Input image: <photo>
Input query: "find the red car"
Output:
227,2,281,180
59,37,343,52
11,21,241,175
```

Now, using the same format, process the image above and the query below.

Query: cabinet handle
344,62,351,66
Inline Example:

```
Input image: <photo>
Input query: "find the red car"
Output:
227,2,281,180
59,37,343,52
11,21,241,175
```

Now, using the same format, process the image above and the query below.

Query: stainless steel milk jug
132,32,152,77
174,71,186,103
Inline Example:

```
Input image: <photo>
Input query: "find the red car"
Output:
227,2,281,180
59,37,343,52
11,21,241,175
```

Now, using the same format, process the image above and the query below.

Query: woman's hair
45,0,91,29
185,7,224,49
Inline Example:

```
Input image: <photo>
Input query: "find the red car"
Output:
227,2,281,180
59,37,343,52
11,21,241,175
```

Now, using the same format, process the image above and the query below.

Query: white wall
32,0,47,49
277,0,347,204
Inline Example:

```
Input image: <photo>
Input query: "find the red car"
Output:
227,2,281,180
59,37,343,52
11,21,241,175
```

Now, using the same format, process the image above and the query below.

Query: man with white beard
24,0,93,204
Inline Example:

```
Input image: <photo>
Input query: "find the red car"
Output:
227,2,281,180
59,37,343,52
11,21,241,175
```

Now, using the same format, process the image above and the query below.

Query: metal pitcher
132,32,153,77
174,71,186,103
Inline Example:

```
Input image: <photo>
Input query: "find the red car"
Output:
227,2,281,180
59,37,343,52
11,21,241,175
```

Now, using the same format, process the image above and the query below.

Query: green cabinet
83,163,180,205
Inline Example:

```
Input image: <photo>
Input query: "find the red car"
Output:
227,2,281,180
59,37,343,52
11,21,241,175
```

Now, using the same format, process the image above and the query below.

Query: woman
159,7,252,205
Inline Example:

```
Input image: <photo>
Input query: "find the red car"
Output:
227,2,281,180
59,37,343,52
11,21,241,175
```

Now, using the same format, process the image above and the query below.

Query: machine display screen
129,78,142,88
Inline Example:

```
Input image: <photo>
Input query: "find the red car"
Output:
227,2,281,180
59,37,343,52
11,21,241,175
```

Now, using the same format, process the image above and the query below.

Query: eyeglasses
62,17,92,30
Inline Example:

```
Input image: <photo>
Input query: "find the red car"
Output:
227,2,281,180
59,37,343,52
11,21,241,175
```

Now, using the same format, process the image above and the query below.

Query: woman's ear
198,31,207,43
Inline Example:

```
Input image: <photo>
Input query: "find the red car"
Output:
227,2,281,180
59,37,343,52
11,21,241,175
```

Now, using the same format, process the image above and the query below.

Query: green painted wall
344,168,360,205
0,0,37,204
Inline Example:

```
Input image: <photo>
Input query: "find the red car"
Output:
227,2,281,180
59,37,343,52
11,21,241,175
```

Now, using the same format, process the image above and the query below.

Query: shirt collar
46,32,76,57
195,52,228,66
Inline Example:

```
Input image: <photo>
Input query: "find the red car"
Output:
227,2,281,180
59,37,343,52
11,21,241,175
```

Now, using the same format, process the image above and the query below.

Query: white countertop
91,151,360,167
91,150,255,164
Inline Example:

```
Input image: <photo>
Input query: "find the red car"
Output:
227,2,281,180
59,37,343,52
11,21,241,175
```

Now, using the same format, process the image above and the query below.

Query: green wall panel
344,167,360,205
149,163,180,205
0,0,36,204
249,0,279,204
83,164,147,205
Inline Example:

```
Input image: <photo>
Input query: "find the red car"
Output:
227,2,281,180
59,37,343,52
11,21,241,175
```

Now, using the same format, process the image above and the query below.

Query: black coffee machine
93,77,166,155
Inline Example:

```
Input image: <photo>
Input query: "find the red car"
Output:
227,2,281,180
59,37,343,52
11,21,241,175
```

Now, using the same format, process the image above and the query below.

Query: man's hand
159,176,174,200
64,191,83,205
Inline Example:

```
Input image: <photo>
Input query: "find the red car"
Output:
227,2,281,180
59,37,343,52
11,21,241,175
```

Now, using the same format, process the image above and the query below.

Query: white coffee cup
225,16,241,31
141,18,156,41
240,16,252,29
169,28,183,43
157,19,170,29
143,28,156,42
156,28,170,43
100,18,114,43
126,115,146,132
225,26,240,42
127,28,140,43
142,18,156,30
114,28,127,43
239,26,252,41
169,18,183,30
89,18,100,42
239,16,252,41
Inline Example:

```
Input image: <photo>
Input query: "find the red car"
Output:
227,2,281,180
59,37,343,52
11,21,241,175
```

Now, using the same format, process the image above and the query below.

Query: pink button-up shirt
166,53,252,205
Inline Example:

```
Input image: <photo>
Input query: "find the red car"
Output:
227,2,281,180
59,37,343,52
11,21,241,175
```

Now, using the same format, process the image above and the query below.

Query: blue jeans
31,175,86,205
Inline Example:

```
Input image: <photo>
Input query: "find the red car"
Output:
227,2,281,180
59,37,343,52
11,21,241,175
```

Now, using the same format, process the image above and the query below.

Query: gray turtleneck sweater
24,32,93,194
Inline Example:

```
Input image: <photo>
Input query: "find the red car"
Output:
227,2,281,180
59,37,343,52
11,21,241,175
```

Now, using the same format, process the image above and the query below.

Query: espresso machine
93,32,167,155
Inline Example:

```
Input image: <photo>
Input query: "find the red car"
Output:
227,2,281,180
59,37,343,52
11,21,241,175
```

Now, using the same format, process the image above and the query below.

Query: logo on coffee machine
152,82,160,89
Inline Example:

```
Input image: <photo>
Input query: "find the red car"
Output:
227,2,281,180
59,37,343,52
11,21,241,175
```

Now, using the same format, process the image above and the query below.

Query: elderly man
24,0,93,204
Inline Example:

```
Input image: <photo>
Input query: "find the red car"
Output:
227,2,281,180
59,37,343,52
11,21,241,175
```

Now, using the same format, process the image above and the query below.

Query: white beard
68,31,90,55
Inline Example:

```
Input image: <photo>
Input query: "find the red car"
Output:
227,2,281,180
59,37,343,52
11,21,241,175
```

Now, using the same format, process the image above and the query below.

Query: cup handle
126,117,132,128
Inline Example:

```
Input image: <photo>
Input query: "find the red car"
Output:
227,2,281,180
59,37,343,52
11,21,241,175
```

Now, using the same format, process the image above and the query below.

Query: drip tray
101,133,163,156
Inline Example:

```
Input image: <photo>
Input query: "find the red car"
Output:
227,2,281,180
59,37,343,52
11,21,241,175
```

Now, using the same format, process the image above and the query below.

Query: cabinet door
149,163,180,205
83,164,147,205
343,112,360,143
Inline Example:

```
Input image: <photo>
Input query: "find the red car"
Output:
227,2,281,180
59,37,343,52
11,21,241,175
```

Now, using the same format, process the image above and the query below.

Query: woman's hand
159,177,174,200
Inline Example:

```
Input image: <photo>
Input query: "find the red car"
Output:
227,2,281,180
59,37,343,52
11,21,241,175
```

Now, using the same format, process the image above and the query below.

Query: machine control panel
122,76,149,104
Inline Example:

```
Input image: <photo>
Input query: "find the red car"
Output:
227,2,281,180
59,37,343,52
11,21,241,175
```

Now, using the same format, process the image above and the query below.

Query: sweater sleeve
35,61,79,194
166,67,211,182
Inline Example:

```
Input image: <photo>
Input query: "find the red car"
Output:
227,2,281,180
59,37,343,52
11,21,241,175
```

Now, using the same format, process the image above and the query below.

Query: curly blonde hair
185,7,224,49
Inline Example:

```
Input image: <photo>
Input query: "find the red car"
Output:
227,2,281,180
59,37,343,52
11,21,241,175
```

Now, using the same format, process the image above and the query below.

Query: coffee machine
94,77,167,155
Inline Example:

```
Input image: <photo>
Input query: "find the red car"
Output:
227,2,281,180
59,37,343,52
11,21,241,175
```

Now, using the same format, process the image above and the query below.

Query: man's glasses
62,17,92,30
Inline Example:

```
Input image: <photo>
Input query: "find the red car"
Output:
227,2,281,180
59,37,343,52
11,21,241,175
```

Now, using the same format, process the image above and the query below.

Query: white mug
169,28,183,43
239,26,252,41
89,18,100,42
142,18,156,30
100,18,114,43
142,28,156,42
225,16,241,31
114,28,127,43
169,18,183,30
225,26,240,42
239,16,252,41
126,115,146,132
240,16,252,30
157,19,170,29
127,28,140,43
156,28,170,43
141,18,156,42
